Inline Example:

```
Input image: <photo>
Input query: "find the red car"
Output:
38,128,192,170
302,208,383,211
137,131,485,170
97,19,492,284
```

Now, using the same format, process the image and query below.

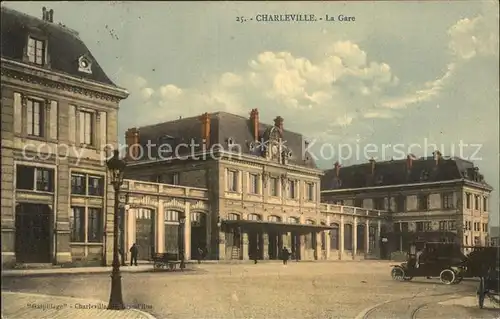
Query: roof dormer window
78,55,92,74
27,36,45,65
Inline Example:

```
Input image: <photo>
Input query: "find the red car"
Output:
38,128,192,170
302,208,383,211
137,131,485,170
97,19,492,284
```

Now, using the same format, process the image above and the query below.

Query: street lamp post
106,150,127,310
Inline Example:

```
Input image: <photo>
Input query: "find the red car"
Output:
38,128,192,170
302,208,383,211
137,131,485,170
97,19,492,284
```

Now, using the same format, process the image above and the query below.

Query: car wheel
439,268,456,285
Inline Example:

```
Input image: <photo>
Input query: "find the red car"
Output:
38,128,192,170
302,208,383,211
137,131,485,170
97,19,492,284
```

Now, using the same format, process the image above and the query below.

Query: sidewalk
1,291,156,319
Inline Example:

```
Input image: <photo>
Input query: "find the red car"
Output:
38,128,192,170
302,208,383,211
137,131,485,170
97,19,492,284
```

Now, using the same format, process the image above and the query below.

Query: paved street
2,261,499,318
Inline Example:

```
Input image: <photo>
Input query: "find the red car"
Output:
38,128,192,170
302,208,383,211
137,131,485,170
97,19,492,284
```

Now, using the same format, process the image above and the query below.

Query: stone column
242,232,249,260
282,233,290,249
184,203,191,260
157,200,164,253
365,220,370,256
300,235,306,260
353,217,358,259
375,219,381,258
218,230,226,260
325,216,331,259
263,232,269,259
339,216,345,260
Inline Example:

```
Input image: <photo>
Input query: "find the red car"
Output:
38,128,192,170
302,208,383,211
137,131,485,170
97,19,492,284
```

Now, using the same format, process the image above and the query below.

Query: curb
1,291,157,319
1,268,199,278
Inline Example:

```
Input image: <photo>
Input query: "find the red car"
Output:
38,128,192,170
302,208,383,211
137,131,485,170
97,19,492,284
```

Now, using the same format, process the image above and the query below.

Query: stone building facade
0,7,128,265
321,155,493,253
124,110,389,261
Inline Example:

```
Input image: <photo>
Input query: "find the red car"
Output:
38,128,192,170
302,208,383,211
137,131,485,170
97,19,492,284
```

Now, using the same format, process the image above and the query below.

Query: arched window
344,224,353,250
227,213,240,220
288,217,299,223
330,223,340,250
248,213,261,221
268,215,281,222
164,210,179,222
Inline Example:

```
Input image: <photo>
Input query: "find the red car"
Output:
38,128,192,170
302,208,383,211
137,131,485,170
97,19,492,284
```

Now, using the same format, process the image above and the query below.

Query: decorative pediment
130,195,157,207
191,200,208,211
164,198,185,211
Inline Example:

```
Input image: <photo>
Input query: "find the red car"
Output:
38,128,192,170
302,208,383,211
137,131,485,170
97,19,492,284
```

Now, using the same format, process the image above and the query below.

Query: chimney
406,154,414,170
433,150,442,165
274,116,284,132
49,9,54,22
334,161,341,177
199,112,211,146
250,108,259,141
369,158,376,175
125,128,140,160
42,7,47,21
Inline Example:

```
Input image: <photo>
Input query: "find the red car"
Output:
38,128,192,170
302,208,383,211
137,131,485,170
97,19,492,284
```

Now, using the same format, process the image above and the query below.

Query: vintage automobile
390,241,466,284
471,246,500,308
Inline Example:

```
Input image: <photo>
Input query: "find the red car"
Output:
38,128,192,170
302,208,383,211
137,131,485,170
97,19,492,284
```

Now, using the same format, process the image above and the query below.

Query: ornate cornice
1,67,122,103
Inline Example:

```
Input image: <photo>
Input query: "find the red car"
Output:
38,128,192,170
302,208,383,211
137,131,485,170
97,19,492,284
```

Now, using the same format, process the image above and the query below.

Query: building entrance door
248,231,262,259
135,208,155,260
190,213,207,260
15,203,52,263
291,232,301,260
268,231,282,259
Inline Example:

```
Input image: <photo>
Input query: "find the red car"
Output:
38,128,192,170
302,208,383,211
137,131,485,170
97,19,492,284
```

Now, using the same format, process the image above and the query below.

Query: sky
4,1,499,225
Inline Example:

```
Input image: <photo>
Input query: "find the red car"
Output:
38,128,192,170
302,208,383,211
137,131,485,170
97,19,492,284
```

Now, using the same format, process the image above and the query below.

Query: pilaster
325,216,330,259
339,215,345,260
218,230,225,260
365,220,370,256
315,232,322,260
157,200,164,253
184,202,191,260
353,217,358,258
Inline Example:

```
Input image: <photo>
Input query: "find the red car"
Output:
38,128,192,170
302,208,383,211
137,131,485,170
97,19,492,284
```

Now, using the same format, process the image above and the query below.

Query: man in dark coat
281,247,290,265
253,247,260,264
129,243,138,266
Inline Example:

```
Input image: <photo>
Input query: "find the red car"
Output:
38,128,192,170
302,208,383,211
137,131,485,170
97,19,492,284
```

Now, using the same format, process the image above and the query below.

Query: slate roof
321,156,492,190
1,6,116,86
134,111,318,169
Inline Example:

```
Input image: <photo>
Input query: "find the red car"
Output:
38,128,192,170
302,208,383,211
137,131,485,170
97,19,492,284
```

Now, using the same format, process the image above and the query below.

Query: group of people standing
252,246,292,265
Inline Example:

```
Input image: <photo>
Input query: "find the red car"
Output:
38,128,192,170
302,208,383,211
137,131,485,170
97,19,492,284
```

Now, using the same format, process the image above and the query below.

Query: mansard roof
1,6,116,86
321,156,492,191
134,111,317,169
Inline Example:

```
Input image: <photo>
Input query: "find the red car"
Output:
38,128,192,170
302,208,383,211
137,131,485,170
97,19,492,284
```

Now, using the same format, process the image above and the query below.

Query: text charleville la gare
255,14,356,22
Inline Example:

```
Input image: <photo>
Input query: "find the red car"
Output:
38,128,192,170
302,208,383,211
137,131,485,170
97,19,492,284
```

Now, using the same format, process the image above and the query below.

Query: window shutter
68,104,76,143
49,100,58,139
13,93,22,134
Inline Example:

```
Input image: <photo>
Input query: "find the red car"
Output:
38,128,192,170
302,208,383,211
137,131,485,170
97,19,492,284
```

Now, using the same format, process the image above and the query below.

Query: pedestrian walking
253,247,260,264
281,247,290,265
129,243,138,266
197,247,204,264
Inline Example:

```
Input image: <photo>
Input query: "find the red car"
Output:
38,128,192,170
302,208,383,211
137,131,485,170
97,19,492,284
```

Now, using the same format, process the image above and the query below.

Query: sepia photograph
1,1,499,318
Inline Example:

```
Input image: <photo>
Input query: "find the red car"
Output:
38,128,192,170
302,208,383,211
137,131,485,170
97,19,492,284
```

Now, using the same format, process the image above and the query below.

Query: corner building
1,7,128,266
125,110,388,261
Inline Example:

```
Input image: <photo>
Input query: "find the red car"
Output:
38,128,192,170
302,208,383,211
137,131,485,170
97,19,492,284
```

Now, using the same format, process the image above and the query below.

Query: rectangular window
396,195,406,213
401,222,409,232
393,223,401,232
27,37,45,65
354,198,364,208
307,183,314,201
373,198,385,210
26,98,44,137
474,195,480,210
288,180,296,199
466,193,471,209
71,173,86,195
16,165,54,192
439,221,447,231
87,208,103,243
70,207,85,242
418,194,429,210
249,174,258,194
270,177,279,196
227,170,237,192
441,192,453,209
448,221,456,230
483,197,488,211
79,111,94,145
88,175,104,196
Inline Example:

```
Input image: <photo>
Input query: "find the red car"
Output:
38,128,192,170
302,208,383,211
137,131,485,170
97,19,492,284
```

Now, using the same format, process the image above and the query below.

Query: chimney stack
42,7,47,21
433,150,442,165
369,158,376,175
125,128,140,160
250,108,259,141
274,116,284,132
334,161,341,177
49,9,54,22
406,154,414,170
199,112,211,146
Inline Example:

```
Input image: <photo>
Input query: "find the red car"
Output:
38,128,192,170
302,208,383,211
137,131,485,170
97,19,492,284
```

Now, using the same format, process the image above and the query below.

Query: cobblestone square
2,261,499,318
